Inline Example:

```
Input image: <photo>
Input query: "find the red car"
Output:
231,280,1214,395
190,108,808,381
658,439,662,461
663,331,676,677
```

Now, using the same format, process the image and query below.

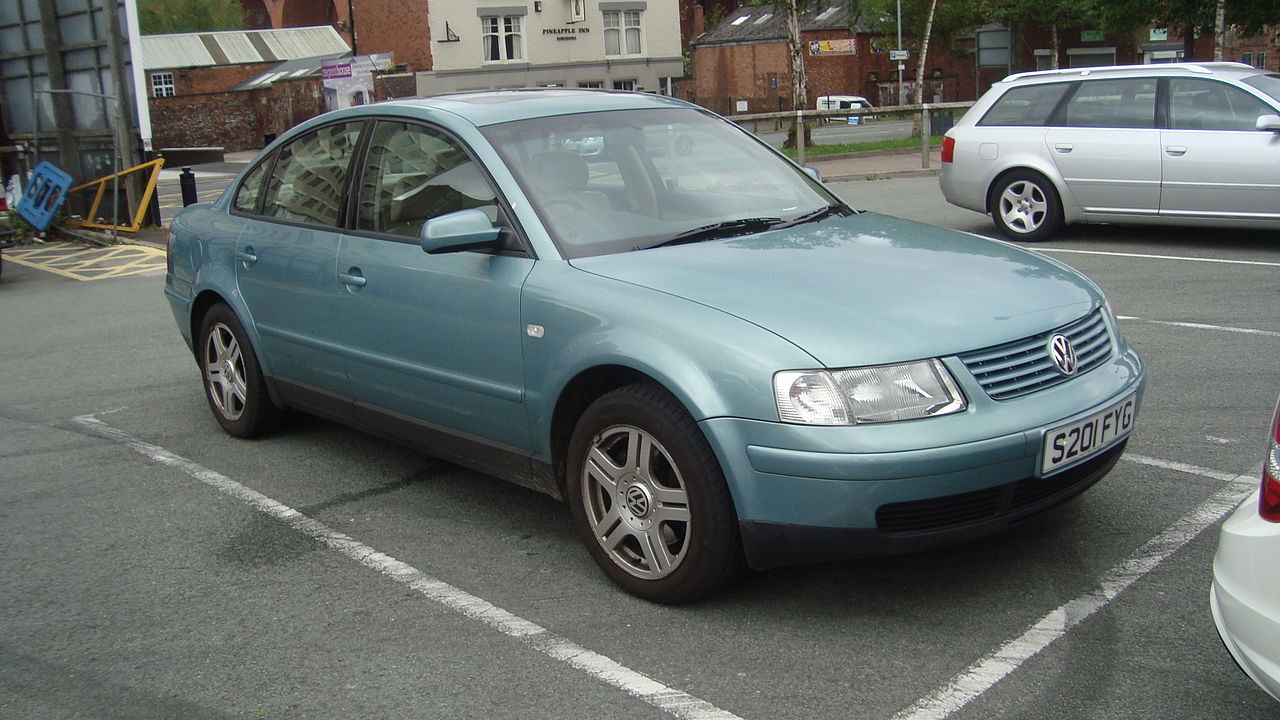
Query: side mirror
421,208,501,254
1256,114,1280,132
801,166,822,182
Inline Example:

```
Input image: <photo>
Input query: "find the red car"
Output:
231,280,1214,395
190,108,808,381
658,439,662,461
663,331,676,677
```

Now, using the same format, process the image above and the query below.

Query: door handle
237,248,258,266
1165,146,1187,157
1053,143,1073,153
338,269,367,288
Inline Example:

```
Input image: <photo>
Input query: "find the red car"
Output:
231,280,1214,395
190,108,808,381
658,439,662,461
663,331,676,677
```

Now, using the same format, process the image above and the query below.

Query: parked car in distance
165,89,1145,603
1211,395,1280,703
817,95,876,124
940,63,1280,241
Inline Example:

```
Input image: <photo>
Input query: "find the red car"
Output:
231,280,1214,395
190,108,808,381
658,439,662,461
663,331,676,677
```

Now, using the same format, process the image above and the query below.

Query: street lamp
896,0,905,106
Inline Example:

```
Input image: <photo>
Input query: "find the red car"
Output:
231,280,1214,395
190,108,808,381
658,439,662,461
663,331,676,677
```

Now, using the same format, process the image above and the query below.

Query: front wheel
990,171,1063,242
197,303,284,438
566,383,742,603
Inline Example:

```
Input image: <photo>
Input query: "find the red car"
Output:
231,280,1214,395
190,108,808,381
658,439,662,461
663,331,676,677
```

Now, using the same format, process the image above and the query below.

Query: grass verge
780,135,944,159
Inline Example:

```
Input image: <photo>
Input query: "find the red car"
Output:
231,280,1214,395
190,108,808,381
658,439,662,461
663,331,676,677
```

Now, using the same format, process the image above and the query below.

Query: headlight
774,359,967,425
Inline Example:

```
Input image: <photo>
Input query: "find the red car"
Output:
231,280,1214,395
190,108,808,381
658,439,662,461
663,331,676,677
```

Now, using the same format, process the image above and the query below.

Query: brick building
140,26,351,151
690,3,975,116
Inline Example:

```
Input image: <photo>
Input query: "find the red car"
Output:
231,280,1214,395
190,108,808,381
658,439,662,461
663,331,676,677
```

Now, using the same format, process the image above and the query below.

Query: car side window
1057,78,1157,129
260,121,363,227
355,121,498,238
1168,78,1276,131
978,83,1071,126
231,158,270,214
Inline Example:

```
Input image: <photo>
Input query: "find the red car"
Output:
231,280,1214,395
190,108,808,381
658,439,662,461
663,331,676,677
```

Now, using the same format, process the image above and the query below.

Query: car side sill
270,376,560,500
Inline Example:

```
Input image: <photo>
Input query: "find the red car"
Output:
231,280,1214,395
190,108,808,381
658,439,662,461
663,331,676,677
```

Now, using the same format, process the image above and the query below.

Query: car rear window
978,83,1071,126
1057,78,1157,129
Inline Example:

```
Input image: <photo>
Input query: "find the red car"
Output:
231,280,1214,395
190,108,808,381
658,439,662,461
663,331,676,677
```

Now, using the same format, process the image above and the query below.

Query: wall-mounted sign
1081,30,1104,42
889,49,909,60
1150,28,1169,41
810,39,856,56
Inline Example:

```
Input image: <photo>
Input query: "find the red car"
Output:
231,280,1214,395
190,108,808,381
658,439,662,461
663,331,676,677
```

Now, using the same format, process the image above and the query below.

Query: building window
612,79,636,91
482,15,522,62
1258,52,1267,69
151,72,175,97
603,10,642,56
578,81,603,88
1242,51,1254,66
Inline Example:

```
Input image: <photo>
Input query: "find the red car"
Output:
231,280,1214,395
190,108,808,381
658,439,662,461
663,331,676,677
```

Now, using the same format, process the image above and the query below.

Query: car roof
999,62,1264,86
344,89,699,127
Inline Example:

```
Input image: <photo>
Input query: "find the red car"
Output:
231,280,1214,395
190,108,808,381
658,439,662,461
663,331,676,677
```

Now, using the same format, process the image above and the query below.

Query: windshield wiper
771,204,850,230
643,217,783,250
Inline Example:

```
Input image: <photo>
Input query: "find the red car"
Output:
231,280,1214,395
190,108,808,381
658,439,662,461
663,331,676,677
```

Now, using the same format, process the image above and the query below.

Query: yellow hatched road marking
5,242,166,281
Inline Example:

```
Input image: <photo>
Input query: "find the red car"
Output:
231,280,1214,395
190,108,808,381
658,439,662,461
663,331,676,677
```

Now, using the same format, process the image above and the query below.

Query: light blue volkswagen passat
165,90,1144,602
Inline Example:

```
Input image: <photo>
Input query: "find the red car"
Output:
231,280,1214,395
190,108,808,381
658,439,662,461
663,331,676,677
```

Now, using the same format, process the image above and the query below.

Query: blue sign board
18,162,73,231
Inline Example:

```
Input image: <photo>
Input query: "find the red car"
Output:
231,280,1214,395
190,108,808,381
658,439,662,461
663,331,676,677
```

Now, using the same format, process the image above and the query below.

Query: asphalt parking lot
2,176,1277,719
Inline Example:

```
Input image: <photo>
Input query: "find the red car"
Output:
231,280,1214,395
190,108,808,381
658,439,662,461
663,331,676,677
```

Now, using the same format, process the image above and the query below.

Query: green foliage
138,0,247,34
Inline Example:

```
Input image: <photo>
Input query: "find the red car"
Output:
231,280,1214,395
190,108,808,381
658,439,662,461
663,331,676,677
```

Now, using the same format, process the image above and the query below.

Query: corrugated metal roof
141,26,350,70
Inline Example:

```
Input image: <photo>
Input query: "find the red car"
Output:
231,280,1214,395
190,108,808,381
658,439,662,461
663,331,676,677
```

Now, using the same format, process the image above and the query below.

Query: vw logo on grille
624,485,652,518
1048,334,1078,376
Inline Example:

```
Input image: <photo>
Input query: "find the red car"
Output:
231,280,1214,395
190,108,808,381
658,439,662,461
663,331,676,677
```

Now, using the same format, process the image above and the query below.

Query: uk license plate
1041,393,1137,475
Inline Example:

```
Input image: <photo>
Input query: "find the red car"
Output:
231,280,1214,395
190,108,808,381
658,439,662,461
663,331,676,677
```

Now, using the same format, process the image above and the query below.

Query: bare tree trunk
1214,0,1226,60
784,0,807,149
910,0,939,137
1051,25,1060,68
911,0,938,104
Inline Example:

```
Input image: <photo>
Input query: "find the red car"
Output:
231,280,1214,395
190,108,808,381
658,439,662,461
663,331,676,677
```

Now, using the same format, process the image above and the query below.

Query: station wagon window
1057,78,1156,128
260,122,363,227
978,82,1071,126
232,158,270,214
355,121,498,237
1242,73,1280,103
1168,78,1277,131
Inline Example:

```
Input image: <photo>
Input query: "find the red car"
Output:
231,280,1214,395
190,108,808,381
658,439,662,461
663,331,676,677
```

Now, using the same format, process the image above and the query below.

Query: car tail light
941,136,956,164
1262,397,1280,522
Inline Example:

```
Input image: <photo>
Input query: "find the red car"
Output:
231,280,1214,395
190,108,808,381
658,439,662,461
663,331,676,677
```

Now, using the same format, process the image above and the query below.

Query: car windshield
1242,73,1280,104
480,108,847,259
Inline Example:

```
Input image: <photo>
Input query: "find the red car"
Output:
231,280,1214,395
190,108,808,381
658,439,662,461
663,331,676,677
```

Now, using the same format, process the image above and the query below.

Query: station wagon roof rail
1002,62,1254,84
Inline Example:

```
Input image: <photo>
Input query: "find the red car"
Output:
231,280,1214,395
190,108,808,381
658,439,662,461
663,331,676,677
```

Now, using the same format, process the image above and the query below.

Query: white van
816,95,875,123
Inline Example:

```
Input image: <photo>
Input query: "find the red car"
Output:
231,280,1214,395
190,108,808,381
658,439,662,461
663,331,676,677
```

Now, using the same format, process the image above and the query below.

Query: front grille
958,309,1113,400
874,442,1125,535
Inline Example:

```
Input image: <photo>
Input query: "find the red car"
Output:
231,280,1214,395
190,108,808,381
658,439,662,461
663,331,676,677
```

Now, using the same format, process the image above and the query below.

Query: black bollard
179,167,198,207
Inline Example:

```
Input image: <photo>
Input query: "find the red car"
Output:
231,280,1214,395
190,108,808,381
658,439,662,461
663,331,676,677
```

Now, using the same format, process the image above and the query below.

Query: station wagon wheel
197,303,284,438
567,382,743,603
991,170,1062,242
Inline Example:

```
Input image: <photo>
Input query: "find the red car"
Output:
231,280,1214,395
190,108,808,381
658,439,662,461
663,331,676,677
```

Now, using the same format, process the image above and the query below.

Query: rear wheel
990,171,1062,242
567,383,742,603
197,303,283,438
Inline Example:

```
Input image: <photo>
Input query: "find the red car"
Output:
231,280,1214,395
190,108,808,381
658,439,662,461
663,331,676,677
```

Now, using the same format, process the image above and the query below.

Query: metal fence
725,101,976,166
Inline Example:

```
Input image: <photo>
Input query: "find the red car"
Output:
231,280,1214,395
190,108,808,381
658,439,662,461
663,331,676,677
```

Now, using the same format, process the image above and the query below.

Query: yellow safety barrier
67,158,165,233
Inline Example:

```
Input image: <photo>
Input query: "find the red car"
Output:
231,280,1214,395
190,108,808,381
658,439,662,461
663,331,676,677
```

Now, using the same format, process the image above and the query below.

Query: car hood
570,212,1100,367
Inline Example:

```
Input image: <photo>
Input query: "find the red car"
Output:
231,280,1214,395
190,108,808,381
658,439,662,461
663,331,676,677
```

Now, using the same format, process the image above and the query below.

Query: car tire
566,382,743,603
990,170,1063,242
197,303,284,438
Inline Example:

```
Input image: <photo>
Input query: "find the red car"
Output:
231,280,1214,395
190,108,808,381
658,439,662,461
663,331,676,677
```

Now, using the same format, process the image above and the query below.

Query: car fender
519,261,819,460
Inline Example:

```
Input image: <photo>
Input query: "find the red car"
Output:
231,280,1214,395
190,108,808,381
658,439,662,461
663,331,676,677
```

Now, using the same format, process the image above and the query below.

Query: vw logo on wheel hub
1048,334,1078,376
623,484,652,518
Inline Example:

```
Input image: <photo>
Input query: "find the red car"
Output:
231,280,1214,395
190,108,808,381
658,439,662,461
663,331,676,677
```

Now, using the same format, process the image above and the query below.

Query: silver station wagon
940,63,1280,241
165,90,1145,602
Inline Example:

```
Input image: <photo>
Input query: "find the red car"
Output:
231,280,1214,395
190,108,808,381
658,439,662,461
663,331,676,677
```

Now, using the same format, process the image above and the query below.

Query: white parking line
889,453,1256,720
70,414,743,720
1041,248,1280,268
1117,316,1280,339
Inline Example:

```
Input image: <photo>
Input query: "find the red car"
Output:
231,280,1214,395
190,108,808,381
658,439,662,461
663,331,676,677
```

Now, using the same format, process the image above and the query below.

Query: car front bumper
1211,490,1280,703
701,346,1144,570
